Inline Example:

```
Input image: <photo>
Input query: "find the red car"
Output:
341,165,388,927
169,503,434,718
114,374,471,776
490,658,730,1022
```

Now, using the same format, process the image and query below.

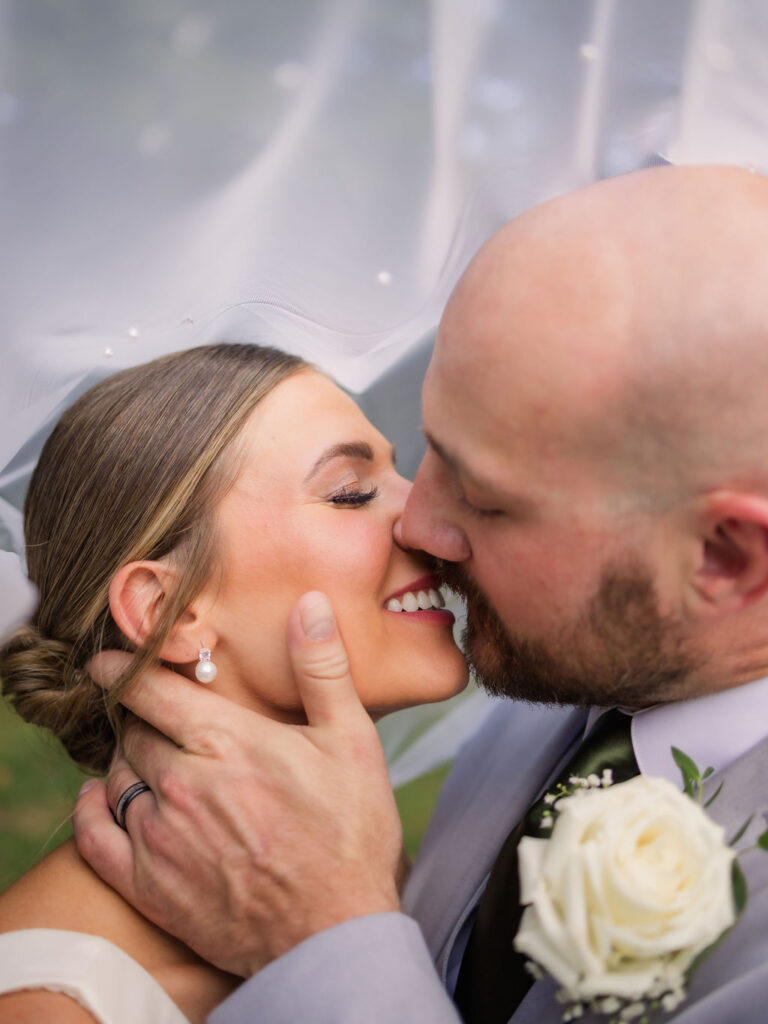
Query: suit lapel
700,732,768,837
403,700,585,977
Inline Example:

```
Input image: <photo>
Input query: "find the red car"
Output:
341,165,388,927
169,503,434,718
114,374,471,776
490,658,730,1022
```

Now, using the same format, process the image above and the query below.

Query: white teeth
386,586,447,612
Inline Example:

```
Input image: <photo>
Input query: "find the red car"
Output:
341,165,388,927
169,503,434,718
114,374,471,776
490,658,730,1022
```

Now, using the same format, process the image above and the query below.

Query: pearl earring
195,647,218,684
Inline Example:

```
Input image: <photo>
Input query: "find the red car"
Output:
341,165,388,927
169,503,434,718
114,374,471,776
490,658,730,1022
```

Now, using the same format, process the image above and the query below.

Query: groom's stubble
438,559,699,709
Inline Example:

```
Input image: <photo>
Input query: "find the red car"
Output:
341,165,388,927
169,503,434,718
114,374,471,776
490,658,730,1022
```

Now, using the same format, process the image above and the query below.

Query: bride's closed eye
327,484,379,508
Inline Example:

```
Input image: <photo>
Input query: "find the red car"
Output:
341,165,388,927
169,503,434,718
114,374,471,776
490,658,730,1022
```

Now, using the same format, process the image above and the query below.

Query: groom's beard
438,559,698,708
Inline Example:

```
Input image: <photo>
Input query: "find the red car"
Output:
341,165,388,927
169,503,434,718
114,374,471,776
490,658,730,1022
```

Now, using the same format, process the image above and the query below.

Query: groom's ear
690,491,768,613
109,561,207,663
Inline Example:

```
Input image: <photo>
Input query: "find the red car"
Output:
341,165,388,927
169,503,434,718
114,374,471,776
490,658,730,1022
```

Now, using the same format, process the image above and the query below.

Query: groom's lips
382,574,455,626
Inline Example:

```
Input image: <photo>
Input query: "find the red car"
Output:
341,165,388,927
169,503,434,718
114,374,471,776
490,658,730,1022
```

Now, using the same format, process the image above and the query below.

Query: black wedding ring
114,781,152,830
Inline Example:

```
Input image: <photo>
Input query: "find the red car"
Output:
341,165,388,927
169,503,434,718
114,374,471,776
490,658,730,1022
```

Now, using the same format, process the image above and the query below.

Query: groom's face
399,226,698,708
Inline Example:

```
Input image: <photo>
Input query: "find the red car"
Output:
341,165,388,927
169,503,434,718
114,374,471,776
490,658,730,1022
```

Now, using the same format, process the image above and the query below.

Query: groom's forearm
208,913,462,1024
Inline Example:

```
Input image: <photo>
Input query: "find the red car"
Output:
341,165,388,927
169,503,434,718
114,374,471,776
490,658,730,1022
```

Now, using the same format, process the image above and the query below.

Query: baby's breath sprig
538,769,615,829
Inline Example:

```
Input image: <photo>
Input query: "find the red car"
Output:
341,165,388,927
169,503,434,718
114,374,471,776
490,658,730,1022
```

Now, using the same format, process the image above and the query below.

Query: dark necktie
453,709,639,1024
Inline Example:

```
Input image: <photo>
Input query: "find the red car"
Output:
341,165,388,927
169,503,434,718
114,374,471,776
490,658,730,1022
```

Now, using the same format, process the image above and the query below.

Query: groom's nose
395,452,471,562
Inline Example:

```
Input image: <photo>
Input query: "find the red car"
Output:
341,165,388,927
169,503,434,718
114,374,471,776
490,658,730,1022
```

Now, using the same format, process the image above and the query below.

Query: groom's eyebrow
423,431,488,490
425,430,537,518
303,440,395,483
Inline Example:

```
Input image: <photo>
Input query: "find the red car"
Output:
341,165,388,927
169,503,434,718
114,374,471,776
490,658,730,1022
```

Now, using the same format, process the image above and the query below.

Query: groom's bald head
440,165,768,508
401,165,768,705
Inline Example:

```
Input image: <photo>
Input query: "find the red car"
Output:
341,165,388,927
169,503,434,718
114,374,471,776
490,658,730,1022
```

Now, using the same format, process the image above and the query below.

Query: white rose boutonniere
514,752,764,1022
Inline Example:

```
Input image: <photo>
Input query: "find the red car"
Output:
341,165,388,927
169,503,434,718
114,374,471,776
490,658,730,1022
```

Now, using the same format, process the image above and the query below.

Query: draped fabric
3,0,768,778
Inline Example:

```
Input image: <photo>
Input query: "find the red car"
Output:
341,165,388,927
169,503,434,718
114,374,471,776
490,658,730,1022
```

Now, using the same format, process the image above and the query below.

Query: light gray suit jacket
210,699,768,1023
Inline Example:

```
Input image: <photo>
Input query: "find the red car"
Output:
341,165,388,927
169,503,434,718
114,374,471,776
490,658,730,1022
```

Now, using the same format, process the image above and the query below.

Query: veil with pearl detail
3,0,768,784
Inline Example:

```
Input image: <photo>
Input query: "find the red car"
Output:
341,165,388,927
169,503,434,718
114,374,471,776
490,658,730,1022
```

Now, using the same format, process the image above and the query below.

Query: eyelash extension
329,485,379,507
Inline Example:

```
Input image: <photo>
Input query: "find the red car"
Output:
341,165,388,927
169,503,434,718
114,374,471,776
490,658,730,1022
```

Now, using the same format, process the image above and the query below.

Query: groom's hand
73,592,402,977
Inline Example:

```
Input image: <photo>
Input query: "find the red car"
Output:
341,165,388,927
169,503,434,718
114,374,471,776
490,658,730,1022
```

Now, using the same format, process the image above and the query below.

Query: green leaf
704,780,725,808
732,860,748,915
756,829,768,852
729,815,754,848
672,746,700,797
702,766,714,780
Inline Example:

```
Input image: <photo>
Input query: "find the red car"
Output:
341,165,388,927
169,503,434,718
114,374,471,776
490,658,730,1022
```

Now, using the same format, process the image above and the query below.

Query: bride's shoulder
0,837,143,940
0,989,99,1023
0,839,238,1023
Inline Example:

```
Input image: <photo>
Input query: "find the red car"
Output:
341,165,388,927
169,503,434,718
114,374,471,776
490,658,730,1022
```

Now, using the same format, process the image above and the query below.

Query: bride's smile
382,573,452,622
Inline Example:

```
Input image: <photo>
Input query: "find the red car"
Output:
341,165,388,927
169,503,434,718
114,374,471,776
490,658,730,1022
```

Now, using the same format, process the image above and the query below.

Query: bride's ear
109,561,213,664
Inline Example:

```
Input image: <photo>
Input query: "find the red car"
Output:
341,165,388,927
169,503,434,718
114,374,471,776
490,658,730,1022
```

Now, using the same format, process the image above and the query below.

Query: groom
76,164,768,1022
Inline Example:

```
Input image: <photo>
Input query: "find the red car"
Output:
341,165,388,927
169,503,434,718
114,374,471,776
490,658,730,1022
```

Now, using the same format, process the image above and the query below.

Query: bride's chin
369,683,469,721
381,664,471,716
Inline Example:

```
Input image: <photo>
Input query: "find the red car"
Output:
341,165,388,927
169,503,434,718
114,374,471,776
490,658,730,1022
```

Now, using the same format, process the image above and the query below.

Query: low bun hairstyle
0,343,307,772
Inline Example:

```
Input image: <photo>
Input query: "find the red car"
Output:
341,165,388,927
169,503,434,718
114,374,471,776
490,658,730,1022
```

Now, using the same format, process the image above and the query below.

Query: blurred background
4,0,768,887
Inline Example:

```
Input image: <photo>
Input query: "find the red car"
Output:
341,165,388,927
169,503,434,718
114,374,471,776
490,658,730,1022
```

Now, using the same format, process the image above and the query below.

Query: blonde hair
0,343,307,772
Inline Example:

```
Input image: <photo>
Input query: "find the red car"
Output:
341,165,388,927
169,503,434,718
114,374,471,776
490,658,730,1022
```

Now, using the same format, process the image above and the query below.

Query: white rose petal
562,852,603,977
518,837,548,904
515,906,582,997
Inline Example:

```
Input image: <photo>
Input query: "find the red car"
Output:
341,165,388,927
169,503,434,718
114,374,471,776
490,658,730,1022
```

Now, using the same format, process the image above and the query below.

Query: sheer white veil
3,0,768,783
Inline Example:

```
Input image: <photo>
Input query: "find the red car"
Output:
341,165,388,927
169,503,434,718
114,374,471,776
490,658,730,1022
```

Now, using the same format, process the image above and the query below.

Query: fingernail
86,650,131,687
78,779,98,797
299,592,335,641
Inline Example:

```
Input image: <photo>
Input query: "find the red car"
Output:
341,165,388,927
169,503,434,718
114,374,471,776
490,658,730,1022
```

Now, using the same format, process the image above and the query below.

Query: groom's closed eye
422,430,535,522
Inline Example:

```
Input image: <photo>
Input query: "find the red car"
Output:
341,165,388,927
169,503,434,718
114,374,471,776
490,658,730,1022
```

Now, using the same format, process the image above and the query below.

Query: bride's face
199,370,468,720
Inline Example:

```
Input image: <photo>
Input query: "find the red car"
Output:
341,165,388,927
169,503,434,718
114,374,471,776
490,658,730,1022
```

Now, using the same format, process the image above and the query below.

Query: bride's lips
382,574,455,626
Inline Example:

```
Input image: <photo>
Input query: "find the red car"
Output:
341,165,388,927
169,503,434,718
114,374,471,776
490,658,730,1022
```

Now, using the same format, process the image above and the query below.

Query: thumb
287,591,366,728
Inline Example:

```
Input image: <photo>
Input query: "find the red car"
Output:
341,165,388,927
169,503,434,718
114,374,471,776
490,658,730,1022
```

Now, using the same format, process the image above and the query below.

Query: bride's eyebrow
303,441,374,484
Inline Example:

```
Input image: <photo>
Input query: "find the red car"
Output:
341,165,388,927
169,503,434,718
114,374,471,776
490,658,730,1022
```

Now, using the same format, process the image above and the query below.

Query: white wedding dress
0,929,189,1023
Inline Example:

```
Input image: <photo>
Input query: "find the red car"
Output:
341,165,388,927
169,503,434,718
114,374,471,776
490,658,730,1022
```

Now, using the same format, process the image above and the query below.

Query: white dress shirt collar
627,674,768,786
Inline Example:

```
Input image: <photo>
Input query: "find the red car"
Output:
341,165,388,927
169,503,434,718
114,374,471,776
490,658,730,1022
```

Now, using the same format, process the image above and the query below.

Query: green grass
0,700,88,890
396,762,451,859
0,699,447,890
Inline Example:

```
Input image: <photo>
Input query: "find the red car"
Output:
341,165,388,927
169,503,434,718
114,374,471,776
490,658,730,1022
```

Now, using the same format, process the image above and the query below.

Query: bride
0,342,468,1023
